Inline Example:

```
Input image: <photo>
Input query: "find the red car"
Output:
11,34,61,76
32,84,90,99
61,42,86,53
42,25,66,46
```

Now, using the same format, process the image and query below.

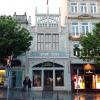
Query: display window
33,70,41,87
73,74,100,89
0,70,6,86
73,75,85,89
55,70,64,86
96,75,100,89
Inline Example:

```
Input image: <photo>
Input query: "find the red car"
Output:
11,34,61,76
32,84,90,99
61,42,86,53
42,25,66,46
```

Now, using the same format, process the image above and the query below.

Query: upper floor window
80,3,87,13
73,44,80,56
90,4,96,13
72,23,79,36
71,3,77,13
37,33,59,51
81,23,89,35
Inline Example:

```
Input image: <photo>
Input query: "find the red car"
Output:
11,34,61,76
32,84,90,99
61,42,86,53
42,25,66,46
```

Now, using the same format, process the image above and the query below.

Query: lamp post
6,56,13,100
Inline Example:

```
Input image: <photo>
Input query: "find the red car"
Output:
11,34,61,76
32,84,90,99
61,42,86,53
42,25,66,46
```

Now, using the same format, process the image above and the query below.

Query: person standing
23,76,28,91
28,78,32,97
28,78,31,91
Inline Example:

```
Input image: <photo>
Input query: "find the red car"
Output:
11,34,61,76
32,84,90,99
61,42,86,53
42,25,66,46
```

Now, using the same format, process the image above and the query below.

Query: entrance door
85,75,92,89
44,70,53,91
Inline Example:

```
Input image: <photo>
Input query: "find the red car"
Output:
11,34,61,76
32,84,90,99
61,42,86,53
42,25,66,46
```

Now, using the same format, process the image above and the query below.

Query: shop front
0,67,23,88
32,62,65,91
0,68,6,86
72,64,100,92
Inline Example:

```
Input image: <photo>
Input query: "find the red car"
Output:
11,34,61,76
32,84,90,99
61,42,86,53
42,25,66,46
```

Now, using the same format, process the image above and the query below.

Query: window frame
80,3,88,13
81,23,89,35
71,23,79,36
90,3,97,13
71,3,78,13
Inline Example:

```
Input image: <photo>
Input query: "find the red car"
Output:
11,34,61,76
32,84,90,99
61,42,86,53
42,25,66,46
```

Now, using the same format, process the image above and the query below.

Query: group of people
23,76,32,91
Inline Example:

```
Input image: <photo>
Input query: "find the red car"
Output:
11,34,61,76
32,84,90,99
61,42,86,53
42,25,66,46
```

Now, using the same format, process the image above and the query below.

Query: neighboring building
0,13,31,88
66,0,100,92
27,8,71,91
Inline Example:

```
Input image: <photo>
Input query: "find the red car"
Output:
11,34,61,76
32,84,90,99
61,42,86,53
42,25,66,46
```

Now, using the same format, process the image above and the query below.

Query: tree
79,22,100,64
0,16,33,65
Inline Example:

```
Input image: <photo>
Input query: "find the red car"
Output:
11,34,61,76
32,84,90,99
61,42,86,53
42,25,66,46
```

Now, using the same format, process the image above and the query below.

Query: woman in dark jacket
28,78,31,91
23,77,28,91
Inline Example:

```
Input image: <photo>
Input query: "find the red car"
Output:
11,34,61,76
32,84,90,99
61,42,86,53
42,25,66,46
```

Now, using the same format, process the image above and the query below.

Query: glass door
85,75,92,89
44,70,53,91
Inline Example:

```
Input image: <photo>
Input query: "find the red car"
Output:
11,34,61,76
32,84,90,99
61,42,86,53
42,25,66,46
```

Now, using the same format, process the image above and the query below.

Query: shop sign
85,70,94,74
30,51,67,57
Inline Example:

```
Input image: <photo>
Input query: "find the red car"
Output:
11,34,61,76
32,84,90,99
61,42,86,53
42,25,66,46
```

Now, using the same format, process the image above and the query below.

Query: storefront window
96,75,100,89
55,70,64,86
74,75,85,89
33,70,41,87
0,70,6,86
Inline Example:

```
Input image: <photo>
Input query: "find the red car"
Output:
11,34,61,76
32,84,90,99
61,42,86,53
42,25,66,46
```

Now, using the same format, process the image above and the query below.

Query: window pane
37,34,44,50
41,43,44,50
81,23,88,34
45,43,49,50
72,23,79,36
37,43,41,50
55,70,64,86
80,3,87,13
55,35,59,42
90,4,96,13
71,3,77,13
56,43,59,50
52,35,56,42
48,43,52,50
33,70,41,87
52,43,56,50
37,33,59,51
41,34,44,42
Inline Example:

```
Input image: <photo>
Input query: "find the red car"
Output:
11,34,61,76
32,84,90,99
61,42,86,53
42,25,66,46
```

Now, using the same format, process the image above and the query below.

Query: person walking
28,78,31,91
28,78,32,97
23,76,28,91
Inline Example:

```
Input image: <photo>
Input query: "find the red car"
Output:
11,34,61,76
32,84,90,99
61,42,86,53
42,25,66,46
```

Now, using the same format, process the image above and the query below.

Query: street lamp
6,55,13,100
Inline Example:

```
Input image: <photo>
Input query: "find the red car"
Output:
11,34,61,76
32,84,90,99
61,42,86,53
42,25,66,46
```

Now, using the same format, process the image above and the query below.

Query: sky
0,0,60,25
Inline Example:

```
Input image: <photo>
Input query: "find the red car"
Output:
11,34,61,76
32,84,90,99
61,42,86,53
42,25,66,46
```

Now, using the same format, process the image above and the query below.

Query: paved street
0,88,100,100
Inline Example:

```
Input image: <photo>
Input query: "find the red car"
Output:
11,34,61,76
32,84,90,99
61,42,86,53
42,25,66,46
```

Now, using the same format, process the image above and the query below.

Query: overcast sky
0,0,60,25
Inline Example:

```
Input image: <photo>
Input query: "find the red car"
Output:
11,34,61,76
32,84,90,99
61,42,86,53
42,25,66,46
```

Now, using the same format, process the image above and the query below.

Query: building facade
66,0,100,92
27,8,71,91
0,0,100,92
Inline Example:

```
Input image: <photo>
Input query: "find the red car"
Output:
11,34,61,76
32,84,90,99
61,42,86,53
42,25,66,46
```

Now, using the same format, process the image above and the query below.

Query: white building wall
27,8,71,91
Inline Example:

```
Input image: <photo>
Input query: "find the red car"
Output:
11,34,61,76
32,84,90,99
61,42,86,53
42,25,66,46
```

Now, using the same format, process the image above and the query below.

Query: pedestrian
23,76,28,91
28,78,32,97
28,78,31,91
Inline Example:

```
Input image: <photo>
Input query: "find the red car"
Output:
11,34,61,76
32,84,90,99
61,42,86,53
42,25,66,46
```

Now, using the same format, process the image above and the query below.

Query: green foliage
0,16,33,64
79,22,100,64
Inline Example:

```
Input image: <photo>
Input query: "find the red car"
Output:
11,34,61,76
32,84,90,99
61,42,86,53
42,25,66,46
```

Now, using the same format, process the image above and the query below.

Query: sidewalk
0,88,73,100
1,88,100,100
